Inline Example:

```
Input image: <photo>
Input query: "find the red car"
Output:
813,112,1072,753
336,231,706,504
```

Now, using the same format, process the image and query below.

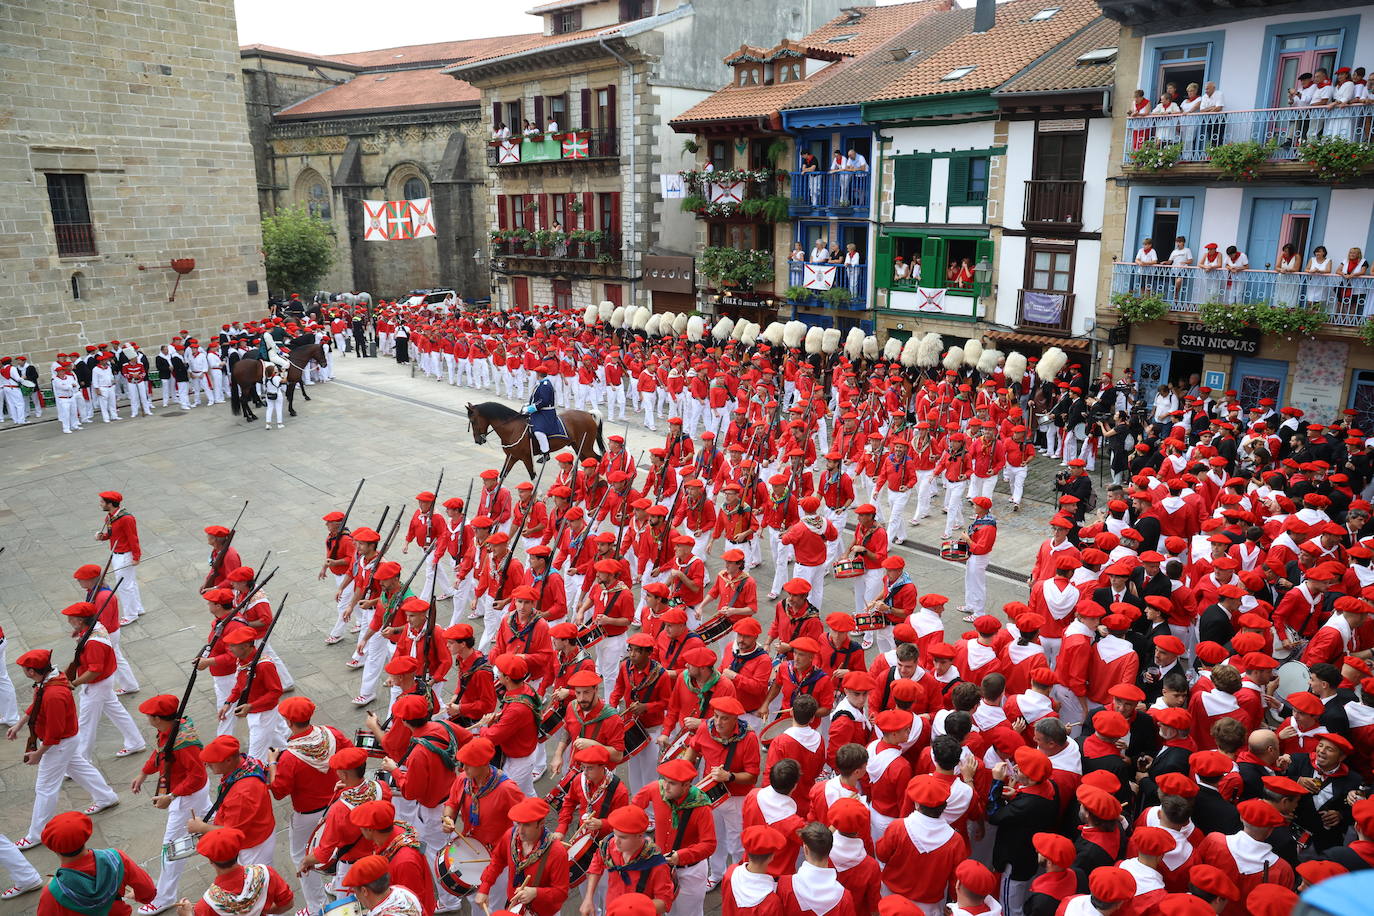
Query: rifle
382,544,436,632
327,478,366,564
234,592,289,715
418,468,445,685
494,456,548,608
84,551,116,603
651,474,688,575
204,500,249,590
357,512,404,613
65,576,125,681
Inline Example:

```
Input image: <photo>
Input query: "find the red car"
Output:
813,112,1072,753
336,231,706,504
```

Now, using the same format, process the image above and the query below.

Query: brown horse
466,401,604,480
230,343,326,423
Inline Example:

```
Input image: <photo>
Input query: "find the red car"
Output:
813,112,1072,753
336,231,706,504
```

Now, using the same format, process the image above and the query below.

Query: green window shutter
893,158,931,207
874,234,894,289
974,238,995,298
947,156,971,207
920,236,945,288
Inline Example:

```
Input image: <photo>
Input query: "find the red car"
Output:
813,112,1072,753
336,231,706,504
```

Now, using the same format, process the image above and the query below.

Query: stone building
447,0,869,313
0,0,266,361
240,37,533,299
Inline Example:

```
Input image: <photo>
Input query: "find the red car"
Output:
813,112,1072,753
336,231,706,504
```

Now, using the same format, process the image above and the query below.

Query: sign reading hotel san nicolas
1177,323,1261,355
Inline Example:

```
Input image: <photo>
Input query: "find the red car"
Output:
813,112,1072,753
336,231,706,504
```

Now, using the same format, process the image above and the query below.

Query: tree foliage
261,205,335,296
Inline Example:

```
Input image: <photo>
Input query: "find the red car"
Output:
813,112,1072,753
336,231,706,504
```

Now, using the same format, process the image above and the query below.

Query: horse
229,343,326,423
466,401,604,480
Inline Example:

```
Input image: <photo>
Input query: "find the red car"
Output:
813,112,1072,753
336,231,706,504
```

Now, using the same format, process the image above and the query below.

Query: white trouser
641,391,657,430
504,752,536,796
964,553,990,614
450,578,476,627
911,470,935,521
265,393,283,426
25,735,118,842
151,786,210,907
853,569,882,619
885,489,910,544
160,378,172,407
1003,465,1028,505
239,835,276,868
421,552,456,601
767,531,792,596
595,634,628,694
329,575,356,640
670,859,709,916
1001,867,1030,916
77,679,144,758
95,387,118,421
356,633,396,700
824,509,848,565
870,811,894,845
1059,431,1079,464
743,534,761,569
1040,636,1062,669
794,562,827,611
411,802,462,911
110,630,139,693
0,833,40,889
212,674,236,736
190,374,212,405
127,382,154,417
174,380,190,409
111,551,146,619
0,637,18,725
291,808,328,913
709,795,744,883
262,641,293,690
3,388,26,424
607,385,626,420
477,595,502,653
244,709,288,762
627,725,663,795
970,474,997,500
943,480,968,536
1052,687,1086,735
56,396,78,431
78,389,93,420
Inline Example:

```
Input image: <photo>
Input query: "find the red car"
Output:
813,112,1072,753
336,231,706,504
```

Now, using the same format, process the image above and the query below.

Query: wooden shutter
874,234,894,289
492,102,501,130
609,191,621,236
947,156,971,207
920,236,945,288
605,83,617,128
539,194,550,230
534,96,545,129
514,99,523,127
581,89,592,130
582,192,594,231
893,158,932,207
497,194,508,229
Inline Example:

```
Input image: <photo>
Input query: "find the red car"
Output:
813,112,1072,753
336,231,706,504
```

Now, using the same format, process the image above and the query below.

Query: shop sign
1177,323,1260,355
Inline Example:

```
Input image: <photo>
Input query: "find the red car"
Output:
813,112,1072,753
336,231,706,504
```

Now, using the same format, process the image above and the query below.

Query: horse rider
524,359,566,463
259,321,293,375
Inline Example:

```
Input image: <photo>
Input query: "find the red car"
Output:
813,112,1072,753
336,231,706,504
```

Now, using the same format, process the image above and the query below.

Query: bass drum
566,832,598,888
758,712,792,748
623,721,650,759
1275,660,1311,703
435,835,490,897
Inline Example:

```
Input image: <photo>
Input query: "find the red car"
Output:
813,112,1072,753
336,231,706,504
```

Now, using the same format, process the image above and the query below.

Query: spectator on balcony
1166,236,1193,302
841,147,868,208
843,244,861,296
522,119,539,138
1337,247,1370,317
799,151,821,206
809,239,830,264
1223,245,1250,305
1288,72,1319,144
1129,89,1152,149
545,116,560,134
828,244,843,264
1198,242,1225,303
1200,81,1226,147
789,242,806,263
1152,94,1182,142
1275,243,1303,308
830,151,847,205
893,256,910,284
1329,68,1359,139
1134,237,1160,294
1179,83,1204,156
703,158,715,173
954,258,975,290
493,121,511,140
1306,245,1335,307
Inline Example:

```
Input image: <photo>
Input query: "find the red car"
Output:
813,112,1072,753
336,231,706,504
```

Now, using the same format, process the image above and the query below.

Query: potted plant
682,138,700,155
1196,300,1249,334
1206,139,1278,181
1361,317,1374,347
568,198,585,213
1110,289,1169,323
699,246,774,291
1303,136,1374,182
822,286,853,309
784,284,810,303
1251,301,1325,338
1126,139,1183,172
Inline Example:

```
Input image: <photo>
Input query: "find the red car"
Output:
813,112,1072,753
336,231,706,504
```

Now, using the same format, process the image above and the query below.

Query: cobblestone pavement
0,354,1073,914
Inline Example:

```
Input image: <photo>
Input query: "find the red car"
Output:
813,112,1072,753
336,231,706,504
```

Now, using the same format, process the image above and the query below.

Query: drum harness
451,654,493,726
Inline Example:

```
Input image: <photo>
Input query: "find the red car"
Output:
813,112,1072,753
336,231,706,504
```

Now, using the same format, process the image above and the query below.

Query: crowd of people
5,299,1374,916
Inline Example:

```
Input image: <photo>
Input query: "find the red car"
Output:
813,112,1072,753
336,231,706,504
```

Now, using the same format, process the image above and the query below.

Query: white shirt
1225,252,1249,270
1293,83,1317,106
1152,101,1181,115
845,152,868,171
1334,81,1358,105
1199,90,1223,111
545,120,559,132
1312,82,1334,104
810,245,829,263
1180,96,1203,113
1136,248,1159,265
844,250,860,266
1167,246,1193,267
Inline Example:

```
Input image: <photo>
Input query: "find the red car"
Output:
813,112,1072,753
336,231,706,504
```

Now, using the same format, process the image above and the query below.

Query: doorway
1234,356,1288,409
1269,33,1341,107
1169,352,1204,390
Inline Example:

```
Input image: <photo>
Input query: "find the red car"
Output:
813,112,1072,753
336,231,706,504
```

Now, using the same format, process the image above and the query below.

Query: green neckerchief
686,671,721,715
661,781,711,830
49,848,125,915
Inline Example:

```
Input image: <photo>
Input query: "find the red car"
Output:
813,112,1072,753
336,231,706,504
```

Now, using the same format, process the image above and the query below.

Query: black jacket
990,788,1061,879
1285,753,1362,851
1191,785,1242,835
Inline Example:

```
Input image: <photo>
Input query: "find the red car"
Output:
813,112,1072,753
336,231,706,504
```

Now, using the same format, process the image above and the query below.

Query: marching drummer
702,548,758,624
760,636,834,720
631,760,716,916
479,654,540,794
442,737,526,851
580,805,676,915
553,744,629,844
587,558,636,694
477,796,570,916
551,670,626,776
443,623,496,726
721,618,771,732
609,634,671,793
845,504,888,649
348,799,437,915
661,646,736,745
338,854,426,916
764,578,823,660
655,606,705,678
869,556,918,655
299,747,391,894
685,695,759,886
819,613,866,685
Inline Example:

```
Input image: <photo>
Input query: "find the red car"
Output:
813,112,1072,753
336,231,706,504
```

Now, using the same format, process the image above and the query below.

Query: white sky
232,0,954,55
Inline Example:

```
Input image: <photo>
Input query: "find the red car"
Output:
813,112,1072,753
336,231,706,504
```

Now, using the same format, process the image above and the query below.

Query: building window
71,272,85,300
552,279,573,310
1154,43,1211,100
709,140,731,169
547,94,567,130
620,0,652,22
307,181,331,219
402,177,426,201
1029,246,1073,291
553,9,581,34
948,156,989,206
46,173,97,257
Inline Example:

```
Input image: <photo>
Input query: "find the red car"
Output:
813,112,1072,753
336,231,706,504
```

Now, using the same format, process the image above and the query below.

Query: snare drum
853,612,887,631
940,538,969,563
758,712,792,747
658,728,692,763
538,700,568,741
574,625,605,649
566,832,598,887
696,776,731,807
623,721,650,758
832,557,866,579
435,835,490,897
1275,660,1311,703
693,612,734,644
320,897,363,916
163,835,198,862
354,728,385,759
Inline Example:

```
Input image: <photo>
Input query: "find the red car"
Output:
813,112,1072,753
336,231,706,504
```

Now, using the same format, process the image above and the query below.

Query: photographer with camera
1054,458,1093,526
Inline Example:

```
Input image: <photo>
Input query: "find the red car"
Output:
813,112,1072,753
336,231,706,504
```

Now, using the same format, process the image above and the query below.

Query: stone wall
0,0,267,362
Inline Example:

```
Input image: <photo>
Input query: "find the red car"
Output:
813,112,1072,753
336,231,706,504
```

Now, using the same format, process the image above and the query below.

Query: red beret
41,811,93,855
1155,772,1199,798
906,774,950,808
1033,831,1076,868
606,805,650,835
137,694,181,718
196,827,244,862
1248,884,1298,916
349,799,396,831
391,693,429,720
199,734,241,763
741,824,787,856
658,759,697,782
827,797,869,836
955,859,998,897
342,854,391,888
1088,866,1136,904
330,747,369,769
1237,799,1285,828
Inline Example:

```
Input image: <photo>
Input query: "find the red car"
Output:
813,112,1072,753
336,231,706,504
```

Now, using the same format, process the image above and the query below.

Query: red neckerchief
1083,734,1122,760
1235,750,1273,773
1031,869,1078,897
1163,736,1197,752
1017,780,1055,800
1080,825,1120,855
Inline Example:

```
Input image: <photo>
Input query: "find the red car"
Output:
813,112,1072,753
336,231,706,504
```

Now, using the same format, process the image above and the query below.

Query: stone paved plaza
0,354,1067,914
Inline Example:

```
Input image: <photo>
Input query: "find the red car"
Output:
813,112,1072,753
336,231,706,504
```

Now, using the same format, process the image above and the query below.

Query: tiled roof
995,16,1118,94
444,25,628,73
527,0,593,13
274,67,480,120
867,0,1102,101
325,35,541,69
784,3,968,111
670,80,819,125
239,43,357,68
805,0,953,56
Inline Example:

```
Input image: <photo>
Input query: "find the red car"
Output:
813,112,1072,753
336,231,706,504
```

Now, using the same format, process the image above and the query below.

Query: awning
989,331,1091,350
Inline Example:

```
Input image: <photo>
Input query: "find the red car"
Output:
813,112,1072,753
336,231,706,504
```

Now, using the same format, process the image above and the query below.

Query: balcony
786,261,868,311
54,223,97,257
1016,289,1074,335
1122,107,1374,168
1110,262,1374,329
680,169,787,221
491,231,621,265
1022,180,1085,231
787,170,871,218
486,128,619,168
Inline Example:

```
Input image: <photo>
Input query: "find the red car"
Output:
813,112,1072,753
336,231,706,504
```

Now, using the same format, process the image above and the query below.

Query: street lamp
974,256,993,294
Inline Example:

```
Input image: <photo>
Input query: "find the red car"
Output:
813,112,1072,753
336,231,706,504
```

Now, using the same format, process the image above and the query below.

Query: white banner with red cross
498,140,521,164
361,199,436,241
708,180,744,204
803,263,836,290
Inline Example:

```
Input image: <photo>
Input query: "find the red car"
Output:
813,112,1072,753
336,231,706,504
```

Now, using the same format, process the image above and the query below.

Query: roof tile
995,17,1118,94
274,67,480,119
